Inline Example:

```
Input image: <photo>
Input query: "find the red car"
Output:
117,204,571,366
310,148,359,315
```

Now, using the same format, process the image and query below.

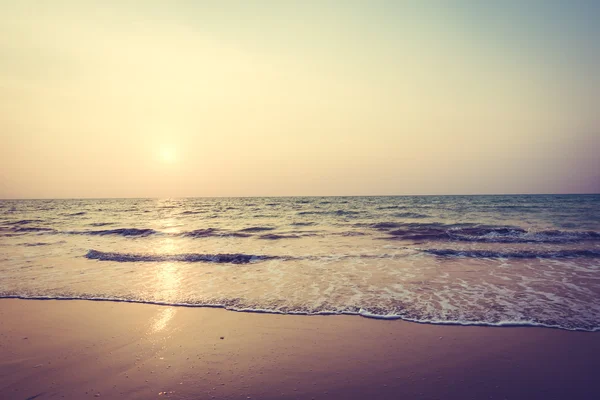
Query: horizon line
1,192,599,201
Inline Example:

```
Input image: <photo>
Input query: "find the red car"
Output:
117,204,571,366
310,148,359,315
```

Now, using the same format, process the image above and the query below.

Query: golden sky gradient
1,1,598,198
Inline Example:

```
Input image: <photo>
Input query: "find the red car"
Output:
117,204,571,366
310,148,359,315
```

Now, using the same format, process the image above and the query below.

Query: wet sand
0,299,599,399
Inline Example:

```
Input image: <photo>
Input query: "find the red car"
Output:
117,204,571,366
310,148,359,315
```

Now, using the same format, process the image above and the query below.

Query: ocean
1,194,599,331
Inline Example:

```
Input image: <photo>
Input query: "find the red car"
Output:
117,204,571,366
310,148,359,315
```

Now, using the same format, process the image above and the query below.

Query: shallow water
1,195,599,331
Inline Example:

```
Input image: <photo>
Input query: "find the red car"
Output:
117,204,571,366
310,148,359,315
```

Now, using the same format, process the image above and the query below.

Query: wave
394,212,429,219
3,225,311,240
238,226,276,232
12,226,55,232
5,219,44,225
423,248,600,259
448,227,600,243
76,228,157,237
6,217,599,246
1,295,596,332
89,222,115,227
181,228,219,238
334,231,368,236
297,211,324,215
85,249,276,264
70,227,243,238
224,232,253,238
297,210,360,217
259,233,301,240
179,228,252,238
62,211,87,216
371,222,404,229
179,210,204,215
384,223,600,243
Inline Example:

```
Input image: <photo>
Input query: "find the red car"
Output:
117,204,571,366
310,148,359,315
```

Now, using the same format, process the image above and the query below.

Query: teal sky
1,1,598,198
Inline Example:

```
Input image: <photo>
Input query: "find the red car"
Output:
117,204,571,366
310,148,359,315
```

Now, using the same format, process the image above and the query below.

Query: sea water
1,195,599,331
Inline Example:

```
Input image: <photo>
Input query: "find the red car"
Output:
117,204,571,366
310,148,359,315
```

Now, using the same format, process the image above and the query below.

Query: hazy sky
1,1,599,198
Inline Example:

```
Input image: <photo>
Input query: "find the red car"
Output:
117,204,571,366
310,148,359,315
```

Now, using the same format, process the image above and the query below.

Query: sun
159,147,177,164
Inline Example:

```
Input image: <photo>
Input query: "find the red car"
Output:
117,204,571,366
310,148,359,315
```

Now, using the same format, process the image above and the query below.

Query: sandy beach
0,299,598,399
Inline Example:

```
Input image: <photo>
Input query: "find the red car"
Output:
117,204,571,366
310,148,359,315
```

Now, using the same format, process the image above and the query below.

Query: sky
1,0,599,198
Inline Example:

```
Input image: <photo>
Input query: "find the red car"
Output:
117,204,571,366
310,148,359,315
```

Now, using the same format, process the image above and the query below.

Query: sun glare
159,147,177,164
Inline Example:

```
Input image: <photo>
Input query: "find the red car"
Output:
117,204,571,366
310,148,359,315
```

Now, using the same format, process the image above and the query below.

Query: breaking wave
383,223,600,243
423,248,600,259
1,295,597,332
85,250,277,264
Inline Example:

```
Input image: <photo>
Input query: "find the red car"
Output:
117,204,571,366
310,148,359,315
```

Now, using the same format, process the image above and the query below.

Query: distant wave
394,212,429,219
74,228,157,237
225,232,254,238
5,219,44,225
238,226,276,232
12,226,56,233
4,225,312,240
259,233,301,240
181,228,219,238
89,222,115,227
297,210,360,217
423,248,600,259
85,249,276,264
334,231,368,236
5,220,600,245
62,211,87,216
371,222,404,229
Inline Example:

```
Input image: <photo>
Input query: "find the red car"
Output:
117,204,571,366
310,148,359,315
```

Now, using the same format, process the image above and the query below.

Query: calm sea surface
1,195,599,331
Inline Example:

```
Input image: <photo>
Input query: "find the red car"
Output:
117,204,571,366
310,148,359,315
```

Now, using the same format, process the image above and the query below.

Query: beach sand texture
1,299,599,400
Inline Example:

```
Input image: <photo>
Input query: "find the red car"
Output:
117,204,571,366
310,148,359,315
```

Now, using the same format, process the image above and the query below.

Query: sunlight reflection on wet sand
150,307,176,334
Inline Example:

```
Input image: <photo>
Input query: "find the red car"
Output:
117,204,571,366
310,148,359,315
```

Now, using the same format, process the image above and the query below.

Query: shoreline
2,296,597,333
1,299,599,399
